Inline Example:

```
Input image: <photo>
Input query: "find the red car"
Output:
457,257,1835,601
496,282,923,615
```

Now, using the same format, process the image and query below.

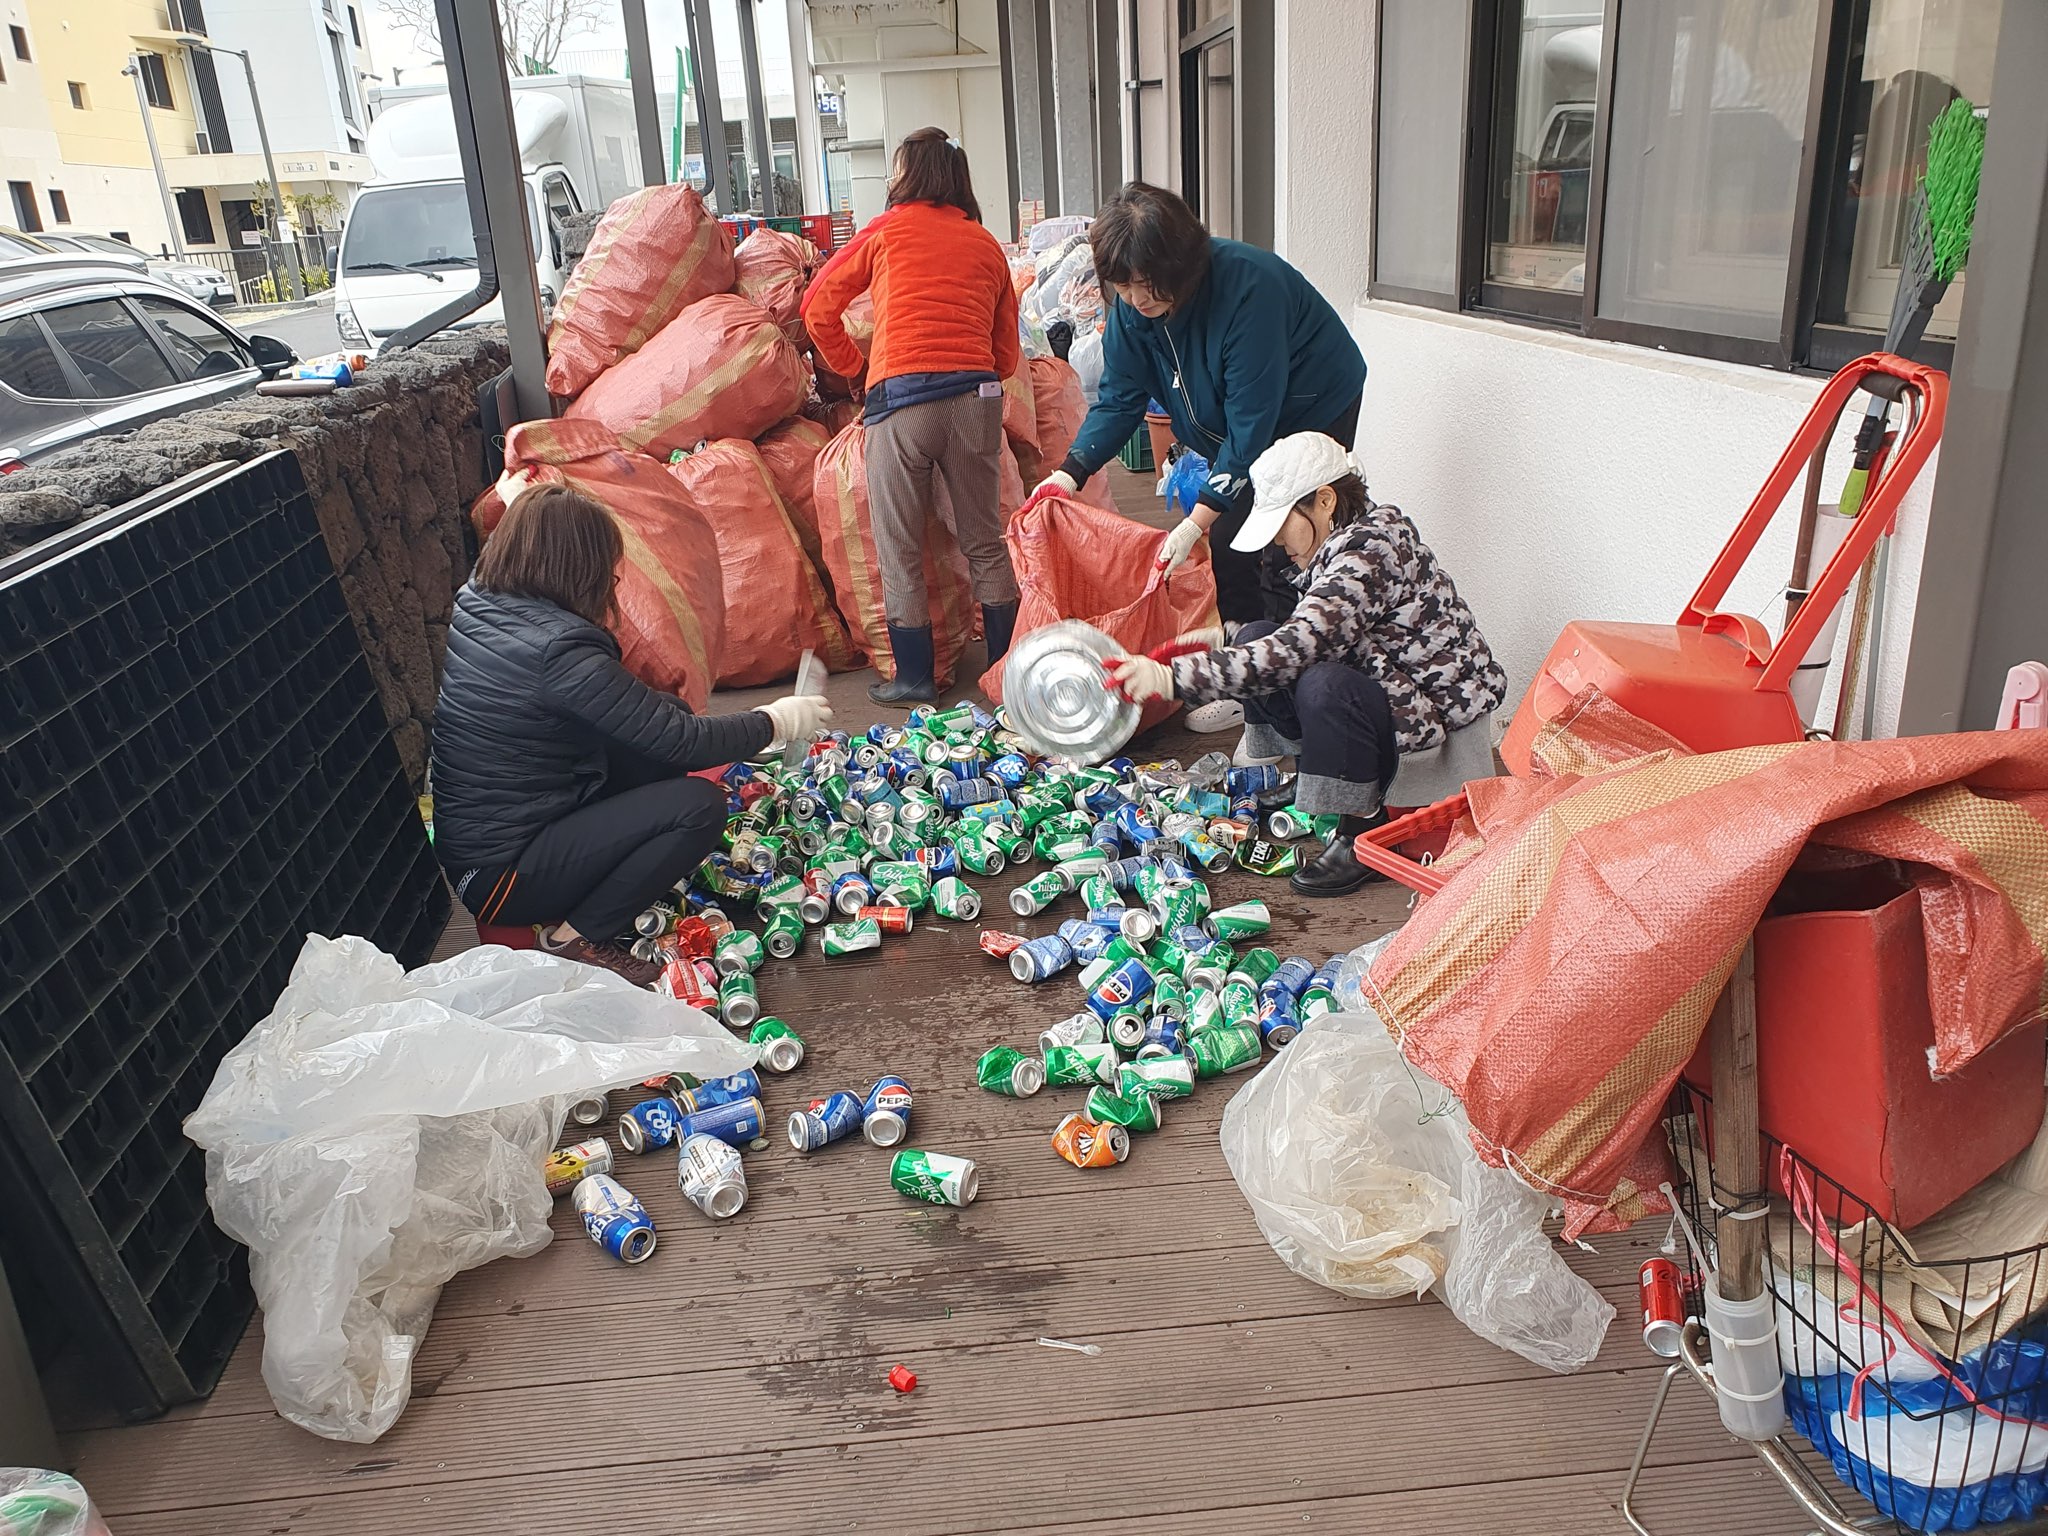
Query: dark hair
887,126,981,223
1296,472,1373,531
474,483,622,625
1090,182,1212,304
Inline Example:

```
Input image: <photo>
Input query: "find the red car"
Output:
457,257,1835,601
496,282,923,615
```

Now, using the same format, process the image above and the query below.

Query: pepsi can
862,1076,913,1147
574,1174,657,1264
1086,957,1156,1021
1257,996,1302,1048
832,871,876,915
1009,933,1075,983
1115,803,1162,847
914,843,961,877
678,1070,762,1114
788,1090,865,1152
679,1096,769,1150
618,1095,686,1155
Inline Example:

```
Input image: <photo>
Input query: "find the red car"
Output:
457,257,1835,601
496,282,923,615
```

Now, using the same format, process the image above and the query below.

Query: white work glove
1157,517,1204,574
1107,654,1176,704
759,694,833,751
1172,625,1227,653
1029,470,1078,508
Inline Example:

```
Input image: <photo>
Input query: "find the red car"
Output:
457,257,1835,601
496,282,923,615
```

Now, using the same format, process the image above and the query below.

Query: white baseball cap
1231,432,1365,552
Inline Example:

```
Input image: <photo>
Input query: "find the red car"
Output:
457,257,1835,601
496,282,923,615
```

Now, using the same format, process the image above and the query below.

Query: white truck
336,76,640,350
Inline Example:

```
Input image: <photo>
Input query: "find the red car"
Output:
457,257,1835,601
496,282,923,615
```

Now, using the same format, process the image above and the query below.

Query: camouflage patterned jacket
1170,505,1508,752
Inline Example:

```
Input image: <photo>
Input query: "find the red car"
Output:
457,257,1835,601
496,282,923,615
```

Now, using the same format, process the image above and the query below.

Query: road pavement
232,295,343,361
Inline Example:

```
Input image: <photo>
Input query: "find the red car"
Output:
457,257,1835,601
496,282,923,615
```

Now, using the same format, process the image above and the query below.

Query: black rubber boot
982,601,1020,666
1289,812,1388,898
869,623,938,707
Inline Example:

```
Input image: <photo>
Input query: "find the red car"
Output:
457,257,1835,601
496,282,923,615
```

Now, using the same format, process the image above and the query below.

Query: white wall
206,0,360,161
1271,0,1373,311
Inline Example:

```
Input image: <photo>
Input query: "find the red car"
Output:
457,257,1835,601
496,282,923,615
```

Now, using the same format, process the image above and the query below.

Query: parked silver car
25,230,241,309
0,257,295,468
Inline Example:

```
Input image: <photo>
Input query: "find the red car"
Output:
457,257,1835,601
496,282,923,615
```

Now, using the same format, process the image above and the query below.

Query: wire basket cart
1625,1081,2048,1536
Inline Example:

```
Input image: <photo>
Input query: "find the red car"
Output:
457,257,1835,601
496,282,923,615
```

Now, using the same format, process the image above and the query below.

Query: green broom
1830,97,1986,738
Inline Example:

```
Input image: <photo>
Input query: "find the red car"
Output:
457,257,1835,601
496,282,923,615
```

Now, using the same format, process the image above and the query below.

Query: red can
660,957,718,1006
979,930,1026,959
857,905,915,934
1639,1256,1685,1358
673,914,715,959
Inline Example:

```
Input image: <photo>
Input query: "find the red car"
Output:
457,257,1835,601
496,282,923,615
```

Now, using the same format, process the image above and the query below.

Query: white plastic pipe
1705,1280,1789,1441
1787,504,1856,726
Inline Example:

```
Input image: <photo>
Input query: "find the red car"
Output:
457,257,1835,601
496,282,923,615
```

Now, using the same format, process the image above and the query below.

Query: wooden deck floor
60,470,1819,1534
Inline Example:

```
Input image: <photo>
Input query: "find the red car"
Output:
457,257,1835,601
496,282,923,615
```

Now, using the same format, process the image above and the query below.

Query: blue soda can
865,723,897,745
574,1174,657,1263
1228,764,1285,797
913,843,960,877
1115,803,1162,847
1058,917,1117,965
788,1089,866,1152
1171,924,1216,953
887,747,927,783
988,753,1031,789
1140,1015,1186,1057
1079,780,1124,818
1230,793,1262,823
1103,856,1151,893
678,1070,763,1114
861,1075,914,1147
1090,819,1123,855
1261,957,1318,1004
678,1096,768,1150
1087,957,1157,1021
1257,996,1302,1048
969,703,999,732
832,870,876,915
618,1096,686,1155
1009,933,1075,983
1085,906,1135,933
938,775,1003,811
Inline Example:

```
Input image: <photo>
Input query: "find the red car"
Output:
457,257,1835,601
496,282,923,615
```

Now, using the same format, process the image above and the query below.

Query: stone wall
0,329,511,783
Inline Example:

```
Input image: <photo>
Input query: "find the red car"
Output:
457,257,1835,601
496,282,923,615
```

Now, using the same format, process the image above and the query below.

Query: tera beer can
976,1046,1046,1097
1188,1024,1263,1078
891,1149,979,1206
618,1096,686,1155
788,1090,866,1153
1039,1011,1108,1054
717,971,761,1028
568,1091,611,1127
822,918,884,957
1083,1085,1163,1133
862,1075,914,1147
573,1173,657,1264
677,1070,763,1114
678,1096,768,1150
1051,1112,1132,1169
678,1132,748,1219
544,1136,612,1196
1121,1056,1196,1101
1043,1042,1119,1087
1009,933,1075,984
931,876,982,921
749,1017,806,1073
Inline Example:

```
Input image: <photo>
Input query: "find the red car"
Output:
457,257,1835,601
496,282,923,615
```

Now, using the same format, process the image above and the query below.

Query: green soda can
762,905,806,959
1100,934,1152,970
1132,862,1173,905
759,873,805,909
953,827,1008,876
878,823,925,862
1188,989,1226,1034
1043,1042,1119,1086
1008,869,1069,917
1220,979,1261,1026
976,1046,1046,1097
1189,1023,1262,1077
1235,837,1300,877
1079,873,1123,913
1186,942,1235,992
1149,935,1190,978
891,1148,980,1206
1207,899,1273,941
1120,1057,1195,1101
718,971,760,1026
821,918,882,957
1152,885,1206,935
747,833,791,876
817,771,852,814
1228,946,1281,990
1151,972,1190,1020
1298,984,1338,1023
986,824,1030,864
927,703,977,733
1083,1084,1163,1133
1016,789,1066,829
931,876,983,921
871,861,932,909
749,1017,806,1073
714,930,766,976
1054,851,1111,887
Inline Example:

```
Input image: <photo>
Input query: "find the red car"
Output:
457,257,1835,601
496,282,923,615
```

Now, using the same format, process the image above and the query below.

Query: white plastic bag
1069,329,1104,406
1220,947,1613,1373
0,1470,109,1536
184,935,758,1442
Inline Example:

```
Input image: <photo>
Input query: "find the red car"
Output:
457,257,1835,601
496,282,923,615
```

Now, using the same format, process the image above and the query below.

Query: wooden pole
1707,940,1763,1299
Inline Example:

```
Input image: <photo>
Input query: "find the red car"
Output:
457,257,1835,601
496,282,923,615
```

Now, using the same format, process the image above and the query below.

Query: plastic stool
477,922,539,950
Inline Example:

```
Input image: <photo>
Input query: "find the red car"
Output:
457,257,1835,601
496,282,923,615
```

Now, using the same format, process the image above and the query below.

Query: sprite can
890,1149,980,1206
1120,1056,1196,1101
976,1046,1046,1097
1083,1084,1163,1133
717,971,760,1027
1043,1041,1119,1086
714,930,765,977
1228,946,1282,990
762,906,806,960
749,1017,805,1073
1189,1023,1262,1077
821,918,883,957
931,876,982,921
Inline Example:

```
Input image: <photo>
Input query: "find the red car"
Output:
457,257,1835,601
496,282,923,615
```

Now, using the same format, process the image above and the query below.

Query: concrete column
1007,0,1057,211
785,0,828,213
1092,0,1122,196
1049,0,1098,216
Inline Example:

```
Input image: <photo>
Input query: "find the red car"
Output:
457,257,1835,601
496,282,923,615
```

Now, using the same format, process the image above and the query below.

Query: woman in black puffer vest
434,485,832,985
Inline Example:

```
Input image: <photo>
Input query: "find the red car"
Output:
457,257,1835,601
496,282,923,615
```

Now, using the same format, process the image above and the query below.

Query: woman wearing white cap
1109,432,1506,896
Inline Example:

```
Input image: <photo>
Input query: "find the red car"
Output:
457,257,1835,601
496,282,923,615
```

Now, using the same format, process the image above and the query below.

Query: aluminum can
717,971,760,1027
762,906,806,959
1083,1084,1163,1133
822,919,883,957
1228,763,1285,797
1228,946,1282,990
1179,827,1231,872
788,1089,865,1152
1057,918,1116,965
673,914,717,958
1151,972,1190,1021
1120,1056,1196,1101
1262,956,1318,1003
659,957,718,1006
799,869,833,925
758,873,805,909
862,1075,914,1147
1043,1042,1118,1087
1256,996,1301,1048
749,1017,806,1073
1209,901,1274,942
1187,988,1227,1036
1085,957,1156,1021
677,1070,762,1114
1118,907,1159,944
1138,1015,1186,1058
574,1173,657,1263
544,1136,612,1196
1051,1113,1131,1169
1221,978,1262,1027
568,1091,610,1127
913,843,960,877
618,1095,686,1154
1188,1024,1262,1078
1187,944,1235,995
979,930,1027,960
1009,933,1075,983
1009,869,1068,917
931,876,982,921
678,1132,748,1219
1640,1257,1685,1358
1079,873,1123,913
857,905,916,934
1149,884,1205,936
634,898,680,938
1038,1012,1107,1054
937,775,1004,812
678,1095,768,1150
890,1149,980,1206
988,752,1032,788
952,827,1008,876
1108,1009,1150,1052
714,930,765,976
832,871,876,915
975,1046,1046,1097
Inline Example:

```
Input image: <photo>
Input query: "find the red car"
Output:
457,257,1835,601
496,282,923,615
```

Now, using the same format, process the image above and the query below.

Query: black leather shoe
1288,813,1388,898
869,623,938,707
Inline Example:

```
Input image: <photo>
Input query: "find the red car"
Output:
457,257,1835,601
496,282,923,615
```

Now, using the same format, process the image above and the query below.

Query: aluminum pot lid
1003,620,1141,765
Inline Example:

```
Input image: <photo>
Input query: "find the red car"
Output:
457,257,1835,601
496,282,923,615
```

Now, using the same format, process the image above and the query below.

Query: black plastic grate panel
0,451,449,1418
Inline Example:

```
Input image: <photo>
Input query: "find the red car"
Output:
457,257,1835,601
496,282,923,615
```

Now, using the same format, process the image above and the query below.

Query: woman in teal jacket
1034,182,1368,631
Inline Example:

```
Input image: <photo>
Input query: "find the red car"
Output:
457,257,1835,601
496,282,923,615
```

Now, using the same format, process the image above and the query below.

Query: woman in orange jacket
803,127,1022,705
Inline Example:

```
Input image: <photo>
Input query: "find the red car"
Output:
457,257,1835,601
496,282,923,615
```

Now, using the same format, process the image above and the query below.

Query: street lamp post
124,57,188,258
178,35,305,301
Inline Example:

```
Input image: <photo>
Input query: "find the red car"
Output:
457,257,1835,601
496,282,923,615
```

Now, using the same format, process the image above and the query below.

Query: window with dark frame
348,5,363,47
1178,1,1236,238
68,81,88,109
9,25,29,61
8,181,41,233
174,188,216,248
328,28,358,127
138,52,176,111
1371,0,2005,373
49,190,70,224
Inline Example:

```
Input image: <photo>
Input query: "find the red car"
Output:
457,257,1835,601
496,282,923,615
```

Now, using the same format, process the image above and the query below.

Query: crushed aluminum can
1052,1112,1131,1168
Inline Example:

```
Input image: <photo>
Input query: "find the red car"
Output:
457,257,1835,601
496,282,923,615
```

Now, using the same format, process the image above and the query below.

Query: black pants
1206,393,1364,624
1237,621,1399,817
462,761,730,941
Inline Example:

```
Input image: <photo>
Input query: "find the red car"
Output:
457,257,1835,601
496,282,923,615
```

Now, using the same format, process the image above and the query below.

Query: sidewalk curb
229,296,329,322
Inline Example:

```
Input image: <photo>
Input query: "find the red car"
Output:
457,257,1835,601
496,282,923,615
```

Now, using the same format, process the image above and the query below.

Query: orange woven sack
544,184,735,398
666,439,858,688
755,416,831,570
469,417,726,712
812,422,978,685
732,227,817,335
1025,356,1116,510
980,493,1218,728
565,293,808,460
